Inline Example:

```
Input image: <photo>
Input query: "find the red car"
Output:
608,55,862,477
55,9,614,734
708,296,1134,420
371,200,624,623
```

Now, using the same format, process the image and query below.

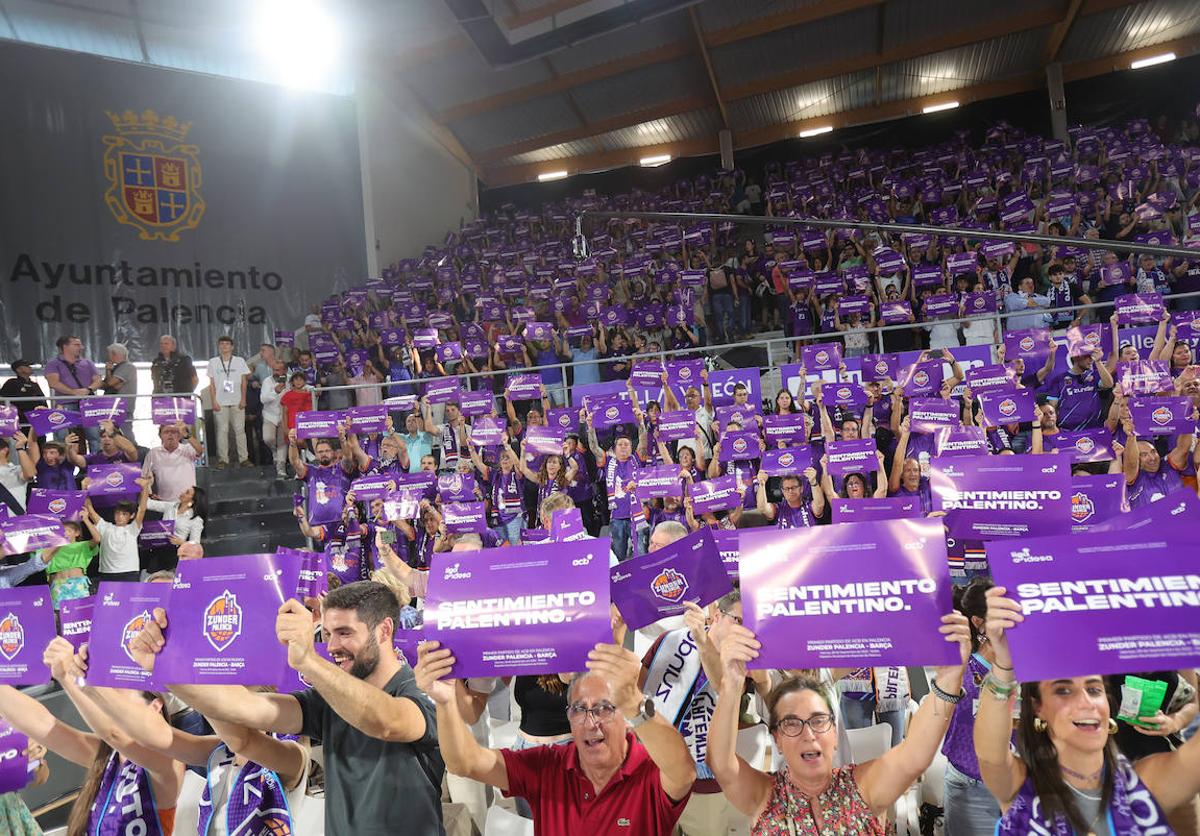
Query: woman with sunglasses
708,615,971,834
975,586,1200,835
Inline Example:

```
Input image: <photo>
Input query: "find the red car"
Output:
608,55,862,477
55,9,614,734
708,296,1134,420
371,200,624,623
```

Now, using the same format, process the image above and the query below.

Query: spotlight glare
254,0,341,90
1130,52,1176,69
922,101,960,114
538,170,569,182
639,154,672,167
799,126,833,138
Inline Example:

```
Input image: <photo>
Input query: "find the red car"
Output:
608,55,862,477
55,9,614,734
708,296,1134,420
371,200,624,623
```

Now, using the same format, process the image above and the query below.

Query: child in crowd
80,474,151,583
42,519,98,610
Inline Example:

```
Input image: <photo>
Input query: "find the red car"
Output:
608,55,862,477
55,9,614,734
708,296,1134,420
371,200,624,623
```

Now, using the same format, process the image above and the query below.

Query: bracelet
931,680,965,705
983,672,1019,700
992,661,1013,671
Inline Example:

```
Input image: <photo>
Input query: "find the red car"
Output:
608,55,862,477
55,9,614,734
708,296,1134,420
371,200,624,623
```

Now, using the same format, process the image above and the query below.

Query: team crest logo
1085,332,1101,348
48,498,67,515
48,412,65,426
650,568,689,603
253,814,292,835
605,406,620,421
678,367,693,380
836,387,851,400
732,437,748,454
815,350,830,366
103,109,205,242
874,360,889,375
105,470,125,488
1075,437,1095,455
1071,492,1095,523
1019,336,1035,352
998,398,1017,418
0,613,24,661
973,296,985,309
203,590,243,653
122,610,153,663
914,371,930,387
1152,406,1172,425
778,453,795,468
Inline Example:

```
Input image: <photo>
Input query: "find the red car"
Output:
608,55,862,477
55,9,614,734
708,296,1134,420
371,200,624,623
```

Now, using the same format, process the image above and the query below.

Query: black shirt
0,377,46,422
294,666,445,835
514,676,571,737
150,353,196,394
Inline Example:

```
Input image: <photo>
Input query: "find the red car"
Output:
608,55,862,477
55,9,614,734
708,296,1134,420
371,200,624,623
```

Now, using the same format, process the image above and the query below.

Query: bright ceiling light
537,170,569,182
799,126,833,138
922,101,960,114
639,154,671,167
254,0,342,90
1130,52,1176,69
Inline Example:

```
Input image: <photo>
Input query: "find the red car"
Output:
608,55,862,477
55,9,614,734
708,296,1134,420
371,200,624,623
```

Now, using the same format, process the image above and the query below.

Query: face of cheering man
323,607,389,680
613,436,633,462
566,672,629,774
313,440,336,467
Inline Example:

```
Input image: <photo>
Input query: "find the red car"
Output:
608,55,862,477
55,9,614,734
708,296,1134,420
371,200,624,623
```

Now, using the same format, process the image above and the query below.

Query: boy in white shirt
208,336,252,468
81,474,151,583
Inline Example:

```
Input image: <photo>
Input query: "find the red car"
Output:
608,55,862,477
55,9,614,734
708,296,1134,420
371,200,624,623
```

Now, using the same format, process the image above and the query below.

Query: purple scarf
198,745,294,836
491,469,522,524
87,754,165,836
605,455,639,519
774,500,815,529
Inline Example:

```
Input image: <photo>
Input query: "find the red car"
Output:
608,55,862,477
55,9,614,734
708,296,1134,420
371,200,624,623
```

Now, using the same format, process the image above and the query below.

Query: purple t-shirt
1054,367,1103,430
44,356,99,392
941,654,993,779
1127,465,1185,509
890,478,932,514
35,460,75,491
773,501,816,529
303,464,350,526
85,451,134,466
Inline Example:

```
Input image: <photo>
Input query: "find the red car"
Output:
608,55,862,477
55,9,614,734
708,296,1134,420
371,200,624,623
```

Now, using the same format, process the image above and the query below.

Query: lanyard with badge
219,357,235,393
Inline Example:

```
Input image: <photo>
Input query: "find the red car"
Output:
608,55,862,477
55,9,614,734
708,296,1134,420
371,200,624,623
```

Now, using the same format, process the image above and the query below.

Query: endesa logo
650,568,689,602
443,563,472,580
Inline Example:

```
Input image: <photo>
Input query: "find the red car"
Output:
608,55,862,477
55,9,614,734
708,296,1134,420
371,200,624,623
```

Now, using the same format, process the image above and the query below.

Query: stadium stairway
196,465,305,556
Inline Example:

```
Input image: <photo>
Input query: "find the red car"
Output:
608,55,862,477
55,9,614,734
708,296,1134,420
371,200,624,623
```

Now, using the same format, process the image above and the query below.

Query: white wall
356,73,479,274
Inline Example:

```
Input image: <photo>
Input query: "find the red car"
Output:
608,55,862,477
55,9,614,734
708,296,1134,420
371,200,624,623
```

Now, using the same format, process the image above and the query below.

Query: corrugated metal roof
406,45,554,111
4,0,142,60
729,72,875,131
694,0,828,35
881,0,1058,51
1057,0,1200,63
452,92,583,153
569,54,710,121
879,27,1047,102
546,12,683,75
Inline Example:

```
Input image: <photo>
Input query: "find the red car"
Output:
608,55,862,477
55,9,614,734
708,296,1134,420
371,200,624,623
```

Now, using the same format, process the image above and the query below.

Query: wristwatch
627,698,656,729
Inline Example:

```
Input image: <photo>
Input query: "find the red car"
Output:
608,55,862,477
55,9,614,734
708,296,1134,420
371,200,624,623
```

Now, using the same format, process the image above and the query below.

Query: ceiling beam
1062,31,1200,81
503,0,592,31
701,0,884,48
1042,0,1084,64
393,78,480,176
476,95,711,164
483,137,721,187
689,7,729,130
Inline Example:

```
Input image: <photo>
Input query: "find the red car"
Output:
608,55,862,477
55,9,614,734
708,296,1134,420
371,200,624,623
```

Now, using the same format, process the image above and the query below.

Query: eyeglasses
566,701,618,725
717,609,743,626
772,713,835,737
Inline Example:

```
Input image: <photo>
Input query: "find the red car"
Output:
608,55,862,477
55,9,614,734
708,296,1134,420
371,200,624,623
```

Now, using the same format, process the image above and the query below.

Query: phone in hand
379,529,397,545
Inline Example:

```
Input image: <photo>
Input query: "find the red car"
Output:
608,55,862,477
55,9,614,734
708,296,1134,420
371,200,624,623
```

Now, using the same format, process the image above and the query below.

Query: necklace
1060,763,1103,783
1066,781,1104,836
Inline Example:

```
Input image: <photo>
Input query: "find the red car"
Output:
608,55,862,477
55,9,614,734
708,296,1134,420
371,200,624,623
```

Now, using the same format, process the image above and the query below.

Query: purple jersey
490,469,524,525
604,455,641,519
941,654,991,779
1127,465,1185,509
890,477,932,514
773,501,816,529
304,463,349,526
1054,367,1103,430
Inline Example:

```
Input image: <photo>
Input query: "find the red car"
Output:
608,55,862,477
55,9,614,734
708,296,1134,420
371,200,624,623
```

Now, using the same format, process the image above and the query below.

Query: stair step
204,508,298,538
202,530,306,556
199,479,298,503
209,495,297,517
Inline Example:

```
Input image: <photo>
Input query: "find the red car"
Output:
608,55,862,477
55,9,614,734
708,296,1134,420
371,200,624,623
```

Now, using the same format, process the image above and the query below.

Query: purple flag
610,528,731,630
987,525,1200,680
666,360,705,393
350,473,399,502
831,497,920,523
908,398,960,433
802,343,842,372
934,426,990,457
1115,293,1165,325
1117,361,1173,396
346,405,389,435
689,475,743,515
1004,328,1051,364
137,519,175,549
763,413,807,446
27,408,82,436
425,377,462,404
760,447,814,476
656,410,695,442
0,723,30,793
295,410,343,440
880,301,914,325
1130,397,1193,436
898,361,945,397
443,502,487,534
151,396,197,425
590,396,635,430
825,439,878,476
931,455,1071,540
1065,324,1105,358
741,520,959,668
26,489,86,522
977,388,1036,426
383,394,418,412
0,515,67,555
78,397,128,428
860,354,899,382
438,473,477,503
0,587,55,685
84,582,172,689
85,463,142,499
158,553,302,687
1050,428,1114,463
718,430,762,462
0,406,17,436
469,416,506,446
505,373,543,402
59,595,95,651
459,389,494,418
965,364,1018,394
634,465,684,503
1070,474,1125,533
425,539,613,678
524,425,566,456
630,362,665,388
436,342,463,364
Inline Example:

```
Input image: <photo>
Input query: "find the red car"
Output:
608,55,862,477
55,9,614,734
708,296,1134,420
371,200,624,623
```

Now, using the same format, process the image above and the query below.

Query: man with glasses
415,638,696,835
755,470,824,529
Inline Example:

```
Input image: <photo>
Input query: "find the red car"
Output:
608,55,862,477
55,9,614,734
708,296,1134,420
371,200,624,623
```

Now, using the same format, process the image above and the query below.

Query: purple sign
760,447,814,476
922,293,959,320
1099,262,1133,286
908,398,960,434
59,595,95,651
469,416,506,446
27,408,82,436
630,362,665,389
931,455,1071,540
550,508,587,542
634,465,684,502
459,389,494,418
346,405,389,435
78,397,127,428
0,723,30,794
351,473,399,502
84,582,172,689
137,519,175,549
977,388,1036,426
656,410,695,442
295,410,343,440
1004,328,1051,364
741,520,959,668
1070,474,1125,533
860,354,899,383
443,502,487,534
85,463,141,499
26,489,86,522
825,439,878,476
545,407,577,433
425,377,462,404
965,364,1018,394
1065,324,1105,358
589,396,635,430
438,473,477,503
0,515,67,555
1116,361,1173,396
831,497,920,523
158,553,302,687
880,301,914,325
802,343,842,373
609,528,731,630
436,342,463,364
0,406,16,436
505,373,543,402
150,396,196,425
524,425,566,456
987,525,1200,680
763,413,808,446
0,587,55,685
281,548,329,600
898,361,945,398
382,490,423,523
689,475,743,515
425,539,613,677
1130,397,1193,436
934,426,990,457
1115,293,1165,325
666,360,706,393
719,430,762,462
1050,428,1114,463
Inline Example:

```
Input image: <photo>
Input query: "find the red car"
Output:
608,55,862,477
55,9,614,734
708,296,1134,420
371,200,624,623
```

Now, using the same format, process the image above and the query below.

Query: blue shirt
400,431,433,473
0,554,46,587
570,348,600,387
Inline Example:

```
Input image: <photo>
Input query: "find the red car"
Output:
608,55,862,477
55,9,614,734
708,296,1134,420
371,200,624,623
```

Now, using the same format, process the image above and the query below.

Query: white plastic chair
921,750,948,808
488,717,520,751
844,722,893,764
735,723,771,771
484,803,535,836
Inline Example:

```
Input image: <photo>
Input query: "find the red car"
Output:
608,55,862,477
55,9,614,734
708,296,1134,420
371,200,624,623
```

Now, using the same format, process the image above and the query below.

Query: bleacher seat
845,722,893,764
484,803,535,836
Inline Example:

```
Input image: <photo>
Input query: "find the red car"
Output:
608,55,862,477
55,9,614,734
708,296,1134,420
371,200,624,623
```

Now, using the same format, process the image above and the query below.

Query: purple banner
27,408,82,436
84,582,171,689
469,416,506,446
545,407,577,434
59,595,95,651
1065,324,1105,358
656,410,695,442
505,373,543,402
666,360,706,394
1070,474,1125,533
590,396,635,430
0,406,16,436
898,360,945,398
880,301,914,325
987,525,1199,680
25,489,86,522
831,497,920,523
1004,328,1051,364
282,548,329,600
0,587,56,685
921,293,958,320
802,343,842,373
719,430,762,462
741,520,959,668
151,396,197,425
436,342,463,364
712,530,739,581
443,502,487,534
977,388,1036,426
965,364,1018,394
524,425,566,456
137,519,175,549
1050,428,1114,463
609,528,731,630
0,515,67,555
908,398,960,434
630,362,665,389
78,397,128,428
860,354,900,383
763,413,808,446
382,490,423,523
714,404,761,431
1116,361,1173,397
438,473,477,503
459,389,494,418
295,410,344,440
0,723,30,794
760,447,814,476
85,463,141,499
1115,293,1165,325
346,405,389,435
934,426,990,457
425,377,462,404
634,465,684,502
550,508,587,542
825,438,878,476
689,475,743,515
1130,397,1193,436
931,455,1071,540
351,473,400,502
158,553,302,687
425,539,613,677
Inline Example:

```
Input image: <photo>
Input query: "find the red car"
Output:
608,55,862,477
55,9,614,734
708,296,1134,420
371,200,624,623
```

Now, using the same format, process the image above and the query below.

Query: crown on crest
105,108,192,142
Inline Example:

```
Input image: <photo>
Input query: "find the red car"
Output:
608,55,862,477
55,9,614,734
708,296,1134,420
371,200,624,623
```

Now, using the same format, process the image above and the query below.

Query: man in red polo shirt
416,640,695,835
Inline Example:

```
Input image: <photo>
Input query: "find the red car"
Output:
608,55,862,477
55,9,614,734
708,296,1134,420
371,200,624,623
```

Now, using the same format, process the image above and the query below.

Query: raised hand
413,640,458,706
127,607,169,673
276,599,316,670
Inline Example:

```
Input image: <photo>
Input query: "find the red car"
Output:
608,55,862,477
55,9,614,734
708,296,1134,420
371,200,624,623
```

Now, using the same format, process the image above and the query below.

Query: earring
1033,718,1047,733
1107,719,1118,735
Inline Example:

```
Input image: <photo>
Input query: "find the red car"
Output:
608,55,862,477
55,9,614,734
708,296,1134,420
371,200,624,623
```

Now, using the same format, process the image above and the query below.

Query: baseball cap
9,359,32,372
304,314,321,327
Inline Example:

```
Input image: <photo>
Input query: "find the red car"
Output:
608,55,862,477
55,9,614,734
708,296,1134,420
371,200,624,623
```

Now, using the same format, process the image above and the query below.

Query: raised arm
889,419,911,493
807,468,826,518
1036,342,1059,384
288,429,309,480
706,626,773,818
973,587,1028,807
0,683,99,768
754,470,776,521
